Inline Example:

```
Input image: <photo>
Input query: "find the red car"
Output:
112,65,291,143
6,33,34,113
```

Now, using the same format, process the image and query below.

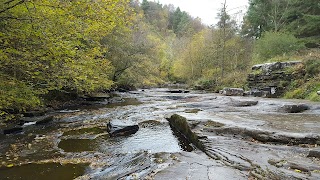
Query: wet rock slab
91,152,153,179
165,113,320,180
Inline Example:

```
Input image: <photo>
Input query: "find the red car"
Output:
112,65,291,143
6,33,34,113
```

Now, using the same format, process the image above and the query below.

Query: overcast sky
153,0,249,25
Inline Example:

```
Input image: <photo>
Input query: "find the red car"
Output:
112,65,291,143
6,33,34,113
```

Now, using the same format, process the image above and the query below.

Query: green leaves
254,31,304,61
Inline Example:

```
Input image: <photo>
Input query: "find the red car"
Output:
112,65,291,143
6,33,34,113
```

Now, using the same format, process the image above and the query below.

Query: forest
0,0,320,120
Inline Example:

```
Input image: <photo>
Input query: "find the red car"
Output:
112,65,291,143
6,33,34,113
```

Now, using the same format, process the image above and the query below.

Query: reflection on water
58,123,183,154
0,163,88,180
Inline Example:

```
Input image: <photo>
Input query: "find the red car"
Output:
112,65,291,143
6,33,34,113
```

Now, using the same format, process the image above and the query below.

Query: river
0,88,320,179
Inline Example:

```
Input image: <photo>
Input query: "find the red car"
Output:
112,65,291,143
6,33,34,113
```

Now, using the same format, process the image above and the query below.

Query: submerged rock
107,121,139,137
279,104,309,113
221,88,244,96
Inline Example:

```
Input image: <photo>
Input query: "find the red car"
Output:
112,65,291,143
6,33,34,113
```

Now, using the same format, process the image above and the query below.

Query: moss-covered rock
166,114,205,151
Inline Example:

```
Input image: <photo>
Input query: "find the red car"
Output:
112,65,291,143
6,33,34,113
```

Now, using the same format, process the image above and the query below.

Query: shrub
305,59,320,77
0,75,41,121
254,31,305,62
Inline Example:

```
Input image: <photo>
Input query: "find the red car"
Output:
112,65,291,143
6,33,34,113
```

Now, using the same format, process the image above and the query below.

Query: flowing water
0,88,320,179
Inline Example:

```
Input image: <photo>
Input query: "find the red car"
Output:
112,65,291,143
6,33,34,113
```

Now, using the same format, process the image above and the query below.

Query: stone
307,148,320,158
252,61,302,73
107,121,139,137
248,89,263,97
317,91,320,95
279,104,309,113
3,125,23,134
167,114,204,151
231,100,258,107
221,88,244,96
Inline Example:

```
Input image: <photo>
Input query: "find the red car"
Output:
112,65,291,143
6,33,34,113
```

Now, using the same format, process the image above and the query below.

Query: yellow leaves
6,164,14,168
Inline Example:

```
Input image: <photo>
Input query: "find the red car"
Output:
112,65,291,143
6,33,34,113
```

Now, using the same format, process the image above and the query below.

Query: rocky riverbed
0,88,320,179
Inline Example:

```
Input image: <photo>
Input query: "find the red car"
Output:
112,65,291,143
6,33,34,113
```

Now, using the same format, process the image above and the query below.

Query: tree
216,0,237,77
285,0,320,47
242,0,290,38
0,0,133,117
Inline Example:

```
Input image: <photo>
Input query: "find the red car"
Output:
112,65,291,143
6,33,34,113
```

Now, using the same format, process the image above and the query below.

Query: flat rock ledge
166,114,320,180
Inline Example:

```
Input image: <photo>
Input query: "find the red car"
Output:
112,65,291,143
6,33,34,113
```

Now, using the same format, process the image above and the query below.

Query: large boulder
221,88,244,96
278,104,309,113
107,121,139,137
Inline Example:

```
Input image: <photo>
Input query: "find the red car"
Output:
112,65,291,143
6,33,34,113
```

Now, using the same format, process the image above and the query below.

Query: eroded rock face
107,121,139,137
252,61,302,74
278,104,309,113
221,88,244,96
248,61,304,98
